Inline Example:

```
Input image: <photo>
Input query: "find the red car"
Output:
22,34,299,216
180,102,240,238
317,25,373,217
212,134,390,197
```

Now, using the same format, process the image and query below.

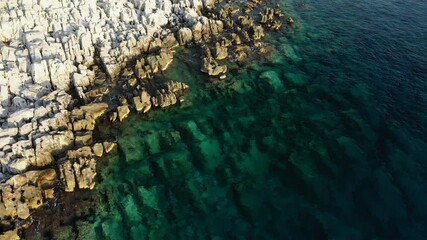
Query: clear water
52,0,427,239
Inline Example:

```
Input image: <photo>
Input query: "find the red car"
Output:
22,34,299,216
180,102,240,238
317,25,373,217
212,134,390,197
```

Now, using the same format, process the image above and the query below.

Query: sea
27,0,427,239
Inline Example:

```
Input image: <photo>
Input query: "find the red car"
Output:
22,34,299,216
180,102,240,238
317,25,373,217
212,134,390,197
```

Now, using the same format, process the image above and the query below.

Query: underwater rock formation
0,0,293,236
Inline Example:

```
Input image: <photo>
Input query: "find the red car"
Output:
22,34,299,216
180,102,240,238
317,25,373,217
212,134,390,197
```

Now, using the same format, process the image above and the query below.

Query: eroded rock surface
0,0,293,236
0,0,222,233
151,81,189,108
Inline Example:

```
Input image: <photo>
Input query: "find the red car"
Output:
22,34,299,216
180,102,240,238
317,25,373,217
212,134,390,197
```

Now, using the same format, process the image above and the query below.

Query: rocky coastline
0,0,292,238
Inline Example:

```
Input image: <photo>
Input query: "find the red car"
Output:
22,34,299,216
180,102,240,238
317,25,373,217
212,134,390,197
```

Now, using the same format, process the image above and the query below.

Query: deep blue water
45,0,427,239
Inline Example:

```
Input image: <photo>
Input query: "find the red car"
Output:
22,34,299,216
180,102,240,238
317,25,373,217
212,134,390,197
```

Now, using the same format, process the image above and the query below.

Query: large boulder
201,56,227,76
7,108,34,125
0,137,16,150
157,49,174,71
38,110,70,133
151,89,177,108
6,140,35,173
72,69,95,88
161,33,178,49
162,81,189,93
59,160,76,192
0,127,18,138
48,59,74,91
214,41,228,60
79,102,109,119
103,142,117,154
133,90,152,113
192,22,203,42
41,90,72,109
73,157,97,190
93,143,104,157
0,229,19,240
151,81,189,108
117,105,130,122
146,55,159,74
59,147,97,192
75,132,93,147
135,58,148,80
70,103,108,132
177,28,193,45
33,131,74,167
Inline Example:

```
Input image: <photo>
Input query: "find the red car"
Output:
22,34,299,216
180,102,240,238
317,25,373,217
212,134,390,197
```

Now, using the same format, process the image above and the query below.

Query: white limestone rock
73,157,97,190
79,33,95,65
33,106,50,120
30,60,51,87
103,141,117,153
19,122,36,136
7,157,32,174
33,131,74,167
151,90,178,108
38,111,70,133
0,127,19,138
7,108,34,125
41,90,72,110
0,106,7,118
72,68,95,88
0,84,10,107
0,137,15,150
48,59,75,91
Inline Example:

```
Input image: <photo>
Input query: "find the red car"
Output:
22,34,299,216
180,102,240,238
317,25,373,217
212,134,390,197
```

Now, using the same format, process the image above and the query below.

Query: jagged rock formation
0,0,220,235
151,81,189,108
0,0,291,236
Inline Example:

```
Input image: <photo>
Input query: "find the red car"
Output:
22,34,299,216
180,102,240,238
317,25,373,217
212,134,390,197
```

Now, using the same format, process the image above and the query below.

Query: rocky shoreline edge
0,0,293,238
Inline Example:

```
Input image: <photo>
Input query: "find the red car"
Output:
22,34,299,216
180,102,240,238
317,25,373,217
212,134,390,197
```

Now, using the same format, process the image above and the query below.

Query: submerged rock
259,71,284,91
284,72,310,86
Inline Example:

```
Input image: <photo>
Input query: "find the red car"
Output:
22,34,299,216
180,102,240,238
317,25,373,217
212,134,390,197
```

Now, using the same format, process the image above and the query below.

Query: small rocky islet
0,0,294,238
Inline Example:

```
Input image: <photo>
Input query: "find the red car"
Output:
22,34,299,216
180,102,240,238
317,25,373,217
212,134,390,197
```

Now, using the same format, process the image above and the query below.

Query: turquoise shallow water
51,0,427,239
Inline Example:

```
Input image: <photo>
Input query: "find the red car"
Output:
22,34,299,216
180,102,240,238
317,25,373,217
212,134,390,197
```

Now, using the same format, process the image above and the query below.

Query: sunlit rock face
0,0,216,233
